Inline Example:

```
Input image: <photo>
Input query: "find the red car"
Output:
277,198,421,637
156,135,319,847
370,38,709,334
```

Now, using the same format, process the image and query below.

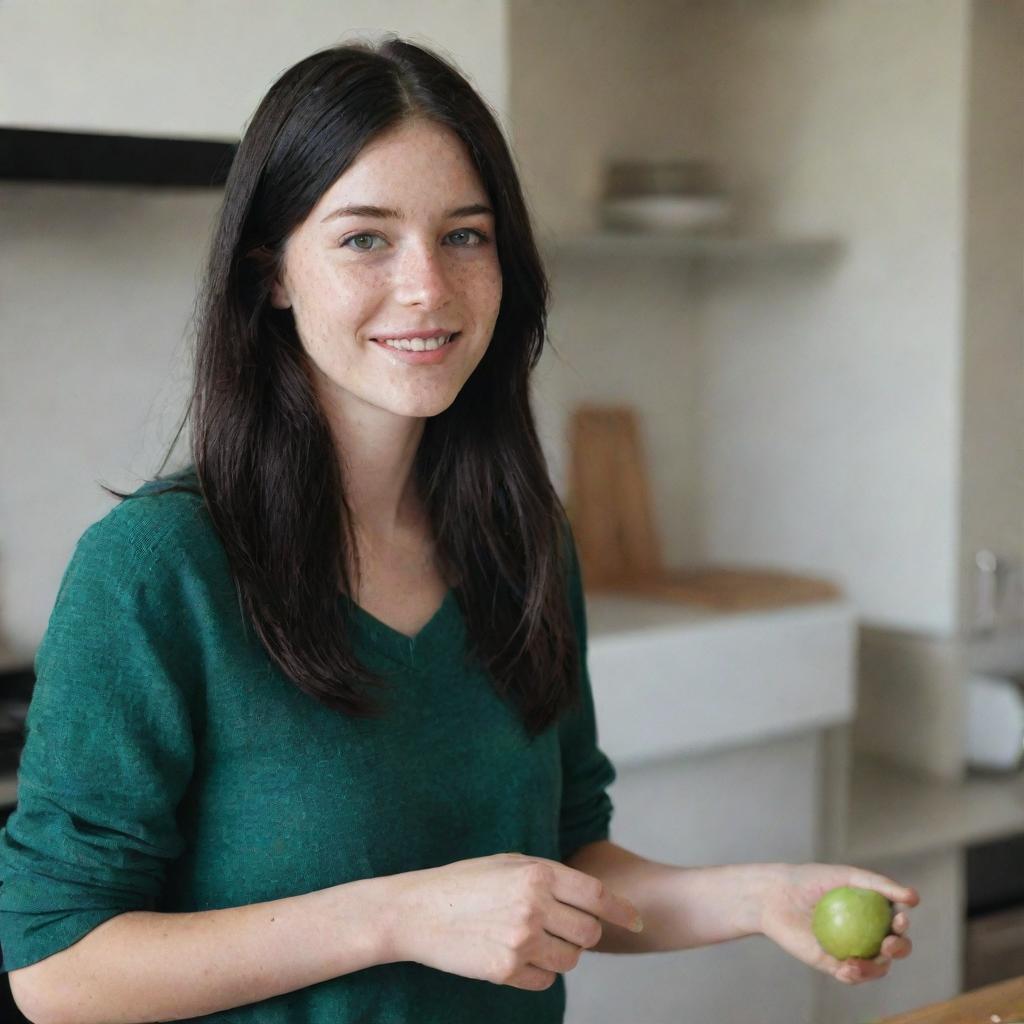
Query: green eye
449,229,489,246
342,233,381,251
340,229,490,252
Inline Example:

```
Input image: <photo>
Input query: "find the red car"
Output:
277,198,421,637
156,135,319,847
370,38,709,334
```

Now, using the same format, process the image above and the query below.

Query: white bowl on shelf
600,194,734,233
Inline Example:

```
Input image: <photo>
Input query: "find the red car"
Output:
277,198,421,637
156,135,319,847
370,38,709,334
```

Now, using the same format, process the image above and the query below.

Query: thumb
845,869,918,907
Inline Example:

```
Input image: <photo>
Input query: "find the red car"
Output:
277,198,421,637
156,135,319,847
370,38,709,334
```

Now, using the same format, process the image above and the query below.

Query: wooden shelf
544,230,845,263
847,753,1024,863
0,127,237,187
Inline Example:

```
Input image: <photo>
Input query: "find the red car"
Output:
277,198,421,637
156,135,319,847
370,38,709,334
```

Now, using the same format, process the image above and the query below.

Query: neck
316,390,430,547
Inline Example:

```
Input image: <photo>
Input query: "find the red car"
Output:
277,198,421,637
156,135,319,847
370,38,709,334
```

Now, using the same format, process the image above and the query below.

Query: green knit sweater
0,472,616,1022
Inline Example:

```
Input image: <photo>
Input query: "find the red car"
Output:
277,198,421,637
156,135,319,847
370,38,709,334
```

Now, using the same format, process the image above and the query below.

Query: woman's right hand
387,852,642,990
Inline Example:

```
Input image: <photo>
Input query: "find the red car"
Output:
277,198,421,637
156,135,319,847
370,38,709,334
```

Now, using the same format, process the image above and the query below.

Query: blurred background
0,2,1022,1021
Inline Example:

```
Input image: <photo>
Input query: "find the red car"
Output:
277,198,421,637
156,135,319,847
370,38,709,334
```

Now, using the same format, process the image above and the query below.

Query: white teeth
379,335,453,351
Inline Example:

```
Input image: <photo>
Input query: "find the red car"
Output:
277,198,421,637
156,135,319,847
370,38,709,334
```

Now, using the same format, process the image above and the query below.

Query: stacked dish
600,159,734,234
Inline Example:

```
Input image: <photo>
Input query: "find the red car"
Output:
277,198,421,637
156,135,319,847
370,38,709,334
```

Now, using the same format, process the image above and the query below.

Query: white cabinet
564,595,856,1023
566,731,823,1024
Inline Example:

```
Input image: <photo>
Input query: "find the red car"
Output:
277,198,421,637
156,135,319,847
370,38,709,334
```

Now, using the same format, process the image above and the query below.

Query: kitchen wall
513,0,974,635
692,0,969,636
508,0,708,570
0,0,508,139
957,0,1024,636
0,184,217,661
0,1,508,663
3,1,1020,655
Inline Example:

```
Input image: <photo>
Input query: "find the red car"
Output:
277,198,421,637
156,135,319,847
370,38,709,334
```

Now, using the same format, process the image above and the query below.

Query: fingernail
631,917,644,933
873,955,891,967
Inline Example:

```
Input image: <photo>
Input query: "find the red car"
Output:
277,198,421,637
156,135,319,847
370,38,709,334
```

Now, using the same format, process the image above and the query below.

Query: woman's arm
565,839,917,985
564,839,770,953
10,874,405,1024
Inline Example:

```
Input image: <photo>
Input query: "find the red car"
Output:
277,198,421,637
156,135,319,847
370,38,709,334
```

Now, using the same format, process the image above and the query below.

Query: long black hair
109,34,581,739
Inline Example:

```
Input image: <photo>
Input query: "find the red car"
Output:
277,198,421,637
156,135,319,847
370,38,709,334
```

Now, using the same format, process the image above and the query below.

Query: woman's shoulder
75,465,219,585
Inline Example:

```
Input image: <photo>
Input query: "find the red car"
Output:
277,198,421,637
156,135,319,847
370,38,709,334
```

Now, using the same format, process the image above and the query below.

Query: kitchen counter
879,975,1024,1023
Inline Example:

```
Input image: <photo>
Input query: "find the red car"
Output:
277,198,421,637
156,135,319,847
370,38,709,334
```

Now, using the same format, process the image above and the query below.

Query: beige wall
0,0,508,139
510,0,710,566
957,0,1024,635
513,0,977,634
508,0,709,237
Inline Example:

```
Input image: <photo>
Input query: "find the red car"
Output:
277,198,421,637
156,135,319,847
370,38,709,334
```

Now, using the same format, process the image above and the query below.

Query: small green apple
812,886,893,960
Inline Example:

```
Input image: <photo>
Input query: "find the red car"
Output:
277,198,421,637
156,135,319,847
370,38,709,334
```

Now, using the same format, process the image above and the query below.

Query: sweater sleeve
558,524,617,864
0,514,198,972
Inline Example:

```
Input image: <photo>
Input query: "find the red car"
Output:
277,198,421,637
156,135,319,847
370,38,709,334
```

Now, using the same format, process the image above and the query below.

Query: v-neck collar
342,588,463,668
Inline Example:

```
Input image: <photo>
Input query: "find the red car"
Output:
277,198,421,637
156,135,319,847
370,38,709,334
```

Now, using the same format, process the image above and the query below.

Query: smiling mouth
373,332,460,352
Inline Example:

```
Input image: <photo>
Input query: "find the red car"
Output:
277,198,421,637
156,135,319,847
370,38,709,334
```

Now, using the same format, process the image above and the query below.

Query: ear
269,277,292,310
246,244,292,310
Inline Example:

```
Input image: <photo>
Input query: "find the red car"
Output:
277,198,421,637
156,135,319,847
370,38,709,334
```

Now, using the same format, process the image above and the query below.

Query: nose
393,241,454,310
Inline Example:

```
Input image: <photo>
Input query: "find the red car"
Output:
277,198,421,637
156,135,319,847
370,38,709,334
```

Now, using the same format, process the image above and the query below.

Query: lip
371,332,461,365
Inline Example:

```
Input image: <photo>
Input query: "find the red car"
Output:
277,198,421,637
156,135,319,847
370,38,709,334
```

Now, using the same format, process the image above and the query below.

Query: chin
388,390,461,420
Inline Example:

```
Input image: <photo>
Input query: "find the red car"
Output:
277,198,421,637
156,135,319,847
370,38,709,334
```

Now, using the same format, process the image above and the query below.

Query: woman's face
270,118,503,422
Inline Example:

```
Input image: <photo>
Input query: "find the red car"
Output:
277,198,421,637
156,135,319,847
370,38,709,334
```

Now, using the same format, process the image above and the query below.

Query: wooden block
567,403,662,587
566,404,841,612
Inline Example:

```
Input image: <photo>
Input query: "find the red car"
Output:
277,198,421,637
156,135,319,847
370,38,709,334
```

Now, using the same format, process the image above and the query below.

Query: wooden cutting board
566,403,842,609
877,974,1024,1023
567,403,662,587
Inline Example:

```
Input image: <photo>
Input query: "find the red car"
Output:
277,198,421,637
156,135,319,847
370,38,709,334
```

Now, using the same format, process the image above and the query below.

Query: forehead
313,120,488,218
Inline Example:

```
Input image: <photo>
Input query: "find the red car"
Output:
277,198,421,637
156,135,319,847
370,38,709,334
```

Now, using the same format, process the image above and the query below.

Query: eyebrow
320,202,495,224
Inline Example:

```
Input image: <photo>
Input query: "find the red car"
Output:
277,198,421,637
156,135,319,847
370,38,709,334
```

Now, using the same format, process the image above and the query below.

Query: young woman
0,35,916,1024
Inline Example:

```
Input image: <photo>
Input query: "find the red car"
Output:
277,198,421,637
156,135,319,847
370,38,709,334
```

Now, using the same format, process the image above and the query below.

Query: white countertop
848,752,1024,861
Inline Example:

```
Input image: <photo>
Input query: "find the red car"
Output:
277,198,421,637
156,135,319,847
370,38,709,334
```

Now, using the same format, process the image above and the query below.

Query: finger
892,911,911,934
838,956,891,984
545,896,604,949
842,869,918,906
882,934,912,960
554,863,643,932
531,931,586,975
508,963,559,991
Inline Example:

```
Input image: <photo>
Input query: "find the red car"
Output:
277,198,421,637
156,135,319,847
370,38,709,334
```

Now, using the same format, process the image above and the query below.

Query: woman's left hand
758,863,919,985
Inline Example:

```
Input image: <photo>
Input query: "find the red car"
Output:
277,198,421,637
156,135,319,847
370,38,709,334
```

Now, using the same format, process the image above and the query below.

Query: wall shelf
543,230,846,264
0,127,237,187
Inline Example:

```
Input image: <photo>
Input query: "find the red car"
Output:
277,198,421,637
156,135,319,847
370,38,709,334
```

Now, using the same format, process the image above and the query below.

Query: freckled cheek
297,267,386,349
333,266,389,334
453,261,503,326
